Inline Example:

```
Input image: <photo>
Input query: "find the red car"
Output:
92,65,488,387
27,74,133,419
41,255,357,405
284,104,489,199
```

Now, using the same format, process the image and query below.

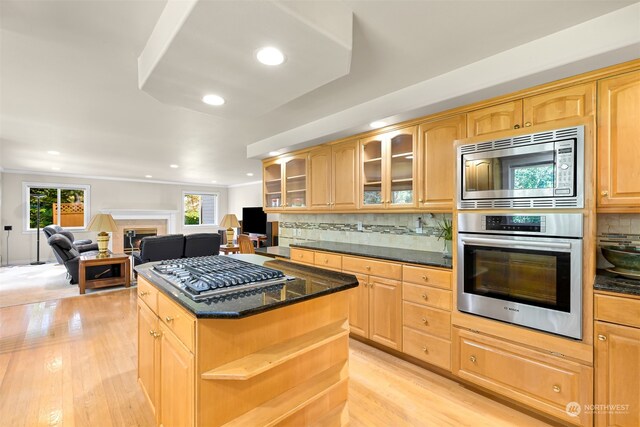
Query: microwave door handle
460,237,572,250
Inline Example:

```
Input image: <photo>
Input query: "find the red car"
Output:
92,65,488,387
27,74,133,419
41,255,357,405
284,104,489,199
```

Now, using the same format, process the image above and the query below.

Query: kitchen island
135,254,358,427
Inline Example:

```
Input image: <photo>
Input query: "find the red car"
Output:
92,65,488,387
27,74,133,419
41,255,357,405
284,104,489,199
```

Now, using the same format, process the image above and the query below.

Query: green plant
436,217,453,241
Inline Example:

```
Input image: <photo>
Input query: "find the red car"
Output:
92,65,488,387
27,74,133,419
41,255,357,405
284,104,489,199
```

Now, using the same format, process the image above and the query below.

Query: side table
79,253,131,295
219,245,240,255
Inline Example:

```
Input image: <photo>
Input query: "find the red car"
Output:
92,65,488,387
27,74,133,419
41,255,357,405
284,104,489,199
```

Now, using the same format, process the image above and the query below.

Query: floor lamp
31,194,45,265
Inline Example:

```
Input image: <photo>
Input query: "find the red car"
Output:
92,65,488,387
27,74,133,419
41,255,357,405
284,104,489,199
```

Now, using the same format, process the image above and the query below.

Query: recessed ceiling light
145,175,153,178
256,47,286,66
47,150,60,155
170,164,179,168
211,180,217,184
202,94,225,106
51,167,60,171
370,121,387,129
246,173,254,177
268,151,280,156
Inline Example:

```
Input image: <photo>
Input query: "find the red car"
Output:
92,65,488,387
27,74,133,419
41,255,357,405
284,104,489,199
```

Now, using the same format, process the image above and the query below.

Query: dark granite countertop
289,241,452,269
255,246,290,259
134,254,358,319
595,269,640,297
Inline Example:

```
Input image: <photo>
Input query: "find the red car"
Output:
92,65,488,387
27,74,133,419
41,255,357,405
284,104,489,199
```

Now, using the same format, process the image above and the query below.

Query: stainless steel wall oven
457,213,583,339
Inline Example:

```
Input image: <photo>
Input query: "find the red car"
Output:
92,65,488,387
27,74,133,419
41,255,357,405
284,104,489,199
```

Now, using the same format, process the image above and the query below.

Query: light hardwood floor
0,289,552,426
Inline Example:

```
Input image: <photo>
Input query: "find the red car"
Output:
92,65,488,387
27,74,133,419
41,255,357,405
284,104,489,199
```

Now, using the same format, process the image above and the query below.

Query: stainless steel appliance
457,213,583,339
457,125,584,209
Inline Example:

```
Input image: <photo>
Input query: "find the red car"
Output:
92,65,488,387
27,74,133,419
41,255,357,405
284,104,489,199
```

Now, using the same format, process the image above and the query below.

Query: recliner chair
43,224,99,264
47,234,116,285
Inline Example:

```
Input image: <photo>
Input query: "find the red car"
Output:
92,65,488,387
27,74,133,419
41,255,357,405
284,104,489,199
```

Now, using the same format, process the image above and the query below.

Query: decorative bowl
601,246,640,271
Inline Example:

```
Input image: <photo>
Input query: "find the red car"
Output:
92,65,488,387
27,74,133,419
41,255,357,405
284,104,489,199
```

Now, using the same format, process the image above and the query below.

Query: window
183,192,218,226
24,183,91,231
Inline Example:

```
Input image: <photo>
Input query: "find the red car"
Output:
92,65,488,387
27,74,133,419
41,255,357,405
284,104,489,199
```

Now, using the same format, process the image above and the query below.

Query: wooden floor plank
0,288,552,427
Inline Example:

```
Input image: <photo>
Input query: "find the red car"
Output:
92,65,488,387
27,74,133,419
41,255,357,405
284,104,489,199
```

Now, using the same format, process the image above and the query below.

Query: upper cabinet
417,114,466,211
597,70,640,211
263,153,309,211
467,82,595,137
360,126,417,209
308,139,359,211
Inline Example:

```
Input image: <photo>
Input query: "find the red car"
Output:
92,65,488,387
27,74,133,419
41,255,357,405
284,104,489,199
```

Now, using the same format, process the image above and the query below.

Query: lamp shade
220,214,240,229
87,213,118,233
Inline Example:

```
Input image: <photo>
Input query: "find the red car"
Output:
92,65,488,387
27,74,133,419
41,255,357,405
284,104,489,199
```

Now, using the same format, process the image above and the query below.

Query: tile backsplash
596,213,640,268
279,213,451,253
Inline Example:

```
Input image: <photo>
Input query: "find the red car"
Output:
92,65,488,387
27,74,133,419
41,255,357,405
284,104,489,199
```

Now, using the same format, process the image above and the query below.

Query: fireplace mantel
100,209,178,234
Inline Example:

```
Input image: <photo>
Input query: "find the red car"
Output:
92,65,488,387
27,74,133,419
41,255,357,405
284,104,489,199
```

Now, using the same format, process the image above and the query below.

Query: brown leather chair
237,234,255,254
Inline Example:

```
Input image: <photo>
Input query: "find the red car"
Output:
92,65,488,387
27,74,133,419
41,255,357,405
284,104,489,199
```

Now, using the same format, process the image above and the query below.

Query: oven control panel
482,215,547,233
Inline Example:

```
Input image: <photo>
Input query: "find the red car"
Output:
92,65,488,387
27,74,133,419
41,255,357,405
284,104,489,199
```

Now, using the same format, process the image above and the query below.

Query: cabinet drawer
403,327,451,371
403,302,450,339
595,293,640,328
158,293,195,353
402,265,451,289
290,248,314,265
314,252,342,270
342,256,401,280
454,328,592,426
403,283,451,311
137,277,159,314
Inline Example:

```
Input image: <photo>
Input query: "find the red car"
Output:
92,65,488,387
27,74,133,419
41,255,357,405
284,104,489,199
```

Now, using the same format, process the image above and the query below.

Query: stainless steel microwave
456,125,584,209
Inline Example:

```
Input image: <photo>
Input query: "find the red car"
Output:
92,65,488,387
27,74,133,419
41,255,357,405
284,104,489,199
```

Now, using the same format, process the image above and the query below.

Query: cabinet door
595,321,640,427
523,82,594,127
418,115,466,210
309,146,332,210
346,272,369,338
360,136,385,208
138,302,160,420
597,71,640,209
263,160,283,210
159,325,194,427
466,100,523,137
369,276,402,350
387,127,417,208
332,139,359,210
284,154,308,209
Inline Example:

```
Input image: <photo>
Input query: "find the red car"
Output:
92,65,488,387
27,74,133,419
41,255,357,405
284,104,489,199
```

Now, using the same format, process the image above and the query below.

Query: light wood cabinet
289,248,314,265
308,139,359,211
159,323,195,427
263,153,309,210
417,114,466,211
138,301,160,421
595,292,640,427
597,70,640,210
467,83,595,137
348,273,370,338
360,126,417,209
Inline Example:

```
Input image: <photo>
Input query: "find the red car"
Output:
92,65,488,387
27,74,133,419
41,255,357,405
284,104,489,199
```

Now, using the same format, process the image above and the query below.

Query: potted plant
436,216,453,258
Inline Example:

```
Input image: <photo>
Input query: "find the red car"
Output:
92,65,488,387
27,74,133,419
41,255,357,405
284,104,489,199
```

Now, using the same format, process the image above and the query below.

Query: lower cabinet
138,301,160,418
594,293,640,427
453,327,593,426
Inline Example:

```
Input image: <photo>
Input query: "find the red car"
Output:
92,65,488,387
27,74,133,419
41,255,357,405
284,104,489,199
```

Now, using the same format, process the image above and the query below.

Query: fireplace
123,228,158,254
100,209,177,254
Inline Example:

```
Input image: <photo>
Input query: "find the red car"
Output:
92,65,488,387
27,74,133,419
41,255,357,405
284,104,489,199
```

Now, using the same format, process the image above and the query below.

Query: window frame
182,191,219,227
23,182,91,232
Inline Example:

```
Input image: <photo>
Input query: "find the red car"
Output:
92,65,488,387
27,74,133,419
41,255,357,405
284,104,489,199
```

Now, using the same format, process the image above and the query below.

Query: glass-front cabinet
263,154,308,210
360,126,417,209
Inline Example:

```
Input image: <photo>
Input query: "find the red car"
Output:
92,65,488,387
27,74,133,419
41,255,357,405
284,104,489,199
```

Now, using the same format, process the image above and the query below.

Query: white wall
227,181,262,220
1,172,228,264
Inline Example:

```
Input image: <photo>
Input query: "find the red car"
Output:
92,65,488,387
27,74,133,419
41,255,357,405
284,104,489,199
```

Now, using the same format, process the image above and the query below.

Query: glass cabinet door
388,130,415,207
285,157,307,208
264,163,282,208
361,138,384,207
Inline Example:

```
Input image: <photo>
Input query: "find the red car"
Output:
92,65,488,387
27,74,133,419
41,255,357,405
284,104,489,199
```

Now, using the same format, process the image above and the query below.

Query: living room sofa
132,233,221,268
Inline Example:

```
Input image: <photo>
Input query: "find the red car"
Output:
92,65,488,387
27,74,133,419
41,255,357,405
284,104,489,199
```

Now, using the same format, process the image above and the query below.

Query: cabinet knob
386,200,391,204
598,334,607,341
366,266,371,270
601,190,609,196
524,122,532,127
553,385,561,393
469,355,477,363
324,259,329,264
165,316,174,323
419,199,423,203
421,317,428,325
422,346,428,353
140,291,149,297
421,293,428,300
326,202,330,206
513,124,521,129
421,275,428,281
149,329,155,336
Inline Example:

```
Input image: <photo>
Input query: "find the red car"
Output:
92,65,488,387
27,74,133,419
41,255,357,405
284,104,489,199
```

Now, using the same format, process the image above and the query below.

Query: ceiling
1,0,638,187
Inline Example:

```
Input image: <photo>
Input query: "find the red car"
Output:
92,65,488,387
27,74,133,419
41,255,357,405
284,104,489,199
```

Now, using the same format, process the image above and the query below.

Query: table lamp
220,214,240,247
87,213,118,257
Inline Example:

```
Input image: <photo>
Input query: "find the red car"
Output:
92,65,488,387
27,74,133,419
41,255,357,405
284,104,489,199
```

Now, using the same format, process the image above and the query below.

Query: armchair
43,225,99,264
47,234,116,285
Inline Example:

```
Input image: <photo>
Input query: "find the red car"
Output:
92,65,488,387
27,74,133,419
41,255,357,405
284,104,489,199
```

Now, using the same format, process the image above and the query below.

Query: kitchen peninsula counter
135,254,356,426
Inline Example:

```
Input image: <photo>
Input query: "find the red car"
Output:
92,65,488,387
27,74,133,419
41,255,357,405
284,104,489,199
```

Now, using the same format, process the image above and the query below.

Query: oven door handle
460,237,572,250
